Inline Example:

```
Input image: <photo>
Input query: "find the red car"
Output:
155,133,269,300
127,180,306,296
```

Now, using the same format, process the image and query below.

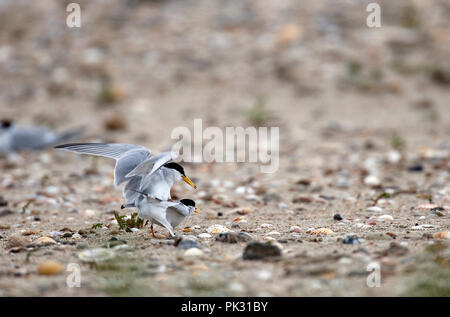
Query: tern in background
55,143,196,205
0,120,84,154
123,195,199,237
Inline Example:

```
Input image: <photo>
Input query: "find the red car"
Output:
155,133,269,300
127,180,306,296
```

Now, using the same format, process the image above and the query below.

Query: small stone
259,223,273,229
82,209,96,218
216,232,252,243
267,231,280,236
79,248,115,263
333,214,343,221
407,164,423,172
38,261,62,275
35,236,57,245
342,235,361,245
376,215,394,221
184,248,204,257
176,238,201,249
6,235,30,249
364,175,380,187
289,226,302,233
234,207,254,215
263,236,276,241
366,206,383,213
243,242,282,260
198,233,212,239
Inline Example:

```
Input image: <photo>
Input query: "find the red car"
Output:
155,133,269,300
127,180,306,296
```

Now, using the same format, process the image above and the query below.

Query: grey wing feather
55,143,150,160
114,150,151,186
122,176,142,203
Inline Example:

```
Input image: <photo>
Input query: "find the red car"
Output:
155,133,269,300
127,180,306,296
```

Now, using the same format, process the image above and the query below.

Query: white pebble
198,233,212,239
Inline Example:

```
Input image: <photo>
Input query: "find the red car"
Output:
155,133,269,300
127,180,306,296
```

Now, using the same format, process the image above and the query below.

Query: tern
0,120,84,154
122,195,199,237
54,143,196,204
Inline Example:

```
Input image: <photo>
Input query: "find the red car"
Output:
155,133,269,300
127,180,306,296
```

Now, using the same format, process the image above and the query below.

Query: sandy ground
0,0,449,296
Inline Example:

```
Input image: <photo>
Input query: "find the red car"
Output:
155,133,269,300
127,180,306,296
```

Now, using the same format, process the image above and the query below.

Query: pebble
198,233,212,239
333,214,343,221
242,242,282,260
259,223,273,229
130,228,140,233
35,236,57,245
366,206,383,213
215,232,252,243
78,248,116,263
207,224,230,234
267,231,280,236
176,238,201,249
6,235,30,249
289,226,302,233
263,236,276,241
376,215,394,221
184,248,204,257
364,175,381,187
38,261,62,275
82,209,97,218
342,235,361,245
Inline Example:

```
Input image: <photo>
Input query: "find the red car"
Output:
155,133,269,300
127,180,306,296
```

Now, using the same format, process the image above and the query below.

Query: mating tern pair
55,143,199,237
0,120,84,154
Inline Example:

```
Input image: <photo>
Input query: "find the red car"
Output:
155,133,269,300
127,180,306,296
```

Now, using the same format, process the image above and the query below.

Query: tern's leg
150,223,156,238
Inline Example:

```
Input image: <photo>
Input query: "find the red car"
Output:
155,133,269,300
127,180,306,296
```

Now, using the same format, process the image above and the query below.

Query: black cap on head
164,162,185,175
180,199,195,207
1,120,12,129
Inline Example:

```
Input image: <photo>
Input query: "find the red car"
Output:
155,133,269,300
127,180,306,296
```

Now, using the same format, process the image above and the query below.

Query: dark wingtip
120,205,125,209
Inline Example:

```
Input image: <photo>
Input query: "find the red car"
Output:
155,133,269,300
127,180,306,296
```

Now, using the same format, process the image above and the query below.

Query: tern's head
163,162,197,189
180,198,200,214
0,120,13,132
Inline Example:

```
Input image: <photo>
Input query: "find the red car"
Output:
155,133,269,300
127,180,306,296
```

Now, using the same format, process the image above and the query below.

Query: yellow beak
182,175,197,189
194,207,200,214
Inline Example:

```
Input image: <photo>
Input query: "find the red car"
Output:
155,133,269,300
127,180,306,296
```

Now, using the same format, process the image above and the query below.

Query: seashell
183,227,194,232
38,261,62,275
234,207,254,215
289,226,302,233
366,206,383,213
233,216,246,222
263,236,276,241
432,231,450,239
78,248,115,263
207,224,230,234
311,228,334,235
417,204,439,210
35,236,56,245
267,231,280,236
376,215,394,221
260,223,273,229
198,233,212,239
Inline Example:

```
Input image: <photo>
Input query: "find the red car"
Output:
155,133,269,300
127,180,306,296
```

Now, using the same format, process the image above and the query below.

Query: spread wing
55,143,151,186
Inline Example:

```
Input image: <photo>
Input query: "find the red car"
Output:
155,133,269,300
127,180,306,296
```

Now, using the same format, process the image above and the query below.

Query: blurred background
1,0,449,152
